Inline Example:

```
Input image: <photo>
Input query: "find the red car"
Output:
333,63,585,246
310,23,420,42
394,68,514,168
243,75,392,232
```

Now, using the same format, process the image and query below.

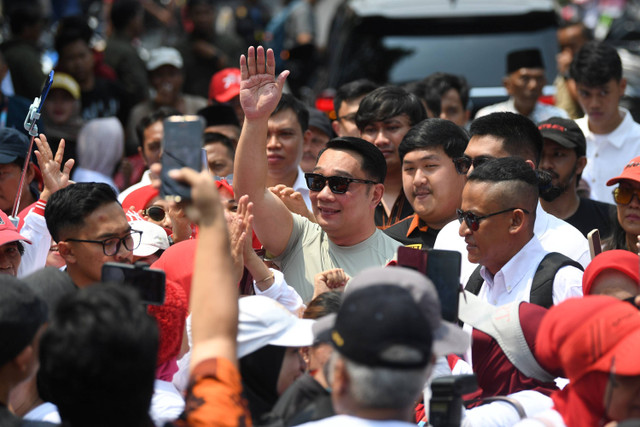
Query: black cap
0,128,32,164
330,285,433,369
538,117,586,157
308,108,333,138
0,274,48,366
197,105,240,128
507,48,544,74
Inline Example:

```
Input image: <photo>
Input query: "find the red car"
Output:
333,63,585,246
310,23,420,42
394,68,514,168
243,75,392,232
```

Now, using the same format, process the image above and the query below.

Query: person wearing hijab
72,117,124,194
525,296,640,426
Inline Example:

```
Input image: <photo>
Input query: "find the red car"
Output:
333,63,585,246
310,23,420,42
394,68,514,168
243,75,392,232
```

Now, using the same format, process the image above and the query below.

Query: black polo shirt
384,214,441,249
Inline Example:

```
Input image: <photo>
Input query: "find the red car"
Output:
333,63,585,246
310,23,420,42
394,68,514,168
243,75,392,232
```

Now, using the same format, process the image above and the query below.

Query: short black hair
423,73,470,116
203,132,235,157
469,112,543,166
468,156,541,215
39,283,158,427
54,16,93,55
110,0,143,31
356,86,427,130
399,119,469,162
570,41,622,86
198,105,241,128
333,79,379,115
272,93,309,132
320,137,387,184
45,183,119,242
7,4,43,35
135,107,180,149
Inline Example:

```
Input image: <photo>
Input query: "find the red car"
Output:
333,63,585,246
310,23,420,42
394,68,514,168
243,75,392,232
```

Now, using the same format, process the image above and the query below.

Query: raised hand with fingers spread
35,134,75,201
239,46,289,121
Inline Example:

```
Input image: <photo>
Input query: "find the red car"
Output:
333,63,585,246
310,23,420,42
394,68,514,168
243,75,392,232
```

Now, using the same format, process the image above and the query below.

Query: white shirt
576,107,640,203
298,414,416,427
17,202,51,277
23,402,61,423
513,408,567,427
150,379,185,427
477,237,583,306
292,165,312,211
463,390,554,427
434,203,590,286
475,98,569,123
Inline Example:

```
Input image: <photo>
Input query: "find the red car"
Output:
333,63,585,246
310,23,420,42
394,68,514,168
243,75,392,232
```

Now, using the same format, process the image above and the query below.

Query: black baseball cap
330,284,433,369
0,128,32,165
538,117,586,157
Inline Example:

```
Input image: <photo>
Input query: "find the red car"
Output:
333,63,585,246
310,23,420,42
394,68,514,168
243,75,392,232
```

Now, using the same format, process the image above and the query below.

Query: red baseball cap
209,68,241,103
606,155,640,186
0,210,31,246
582,249,640,295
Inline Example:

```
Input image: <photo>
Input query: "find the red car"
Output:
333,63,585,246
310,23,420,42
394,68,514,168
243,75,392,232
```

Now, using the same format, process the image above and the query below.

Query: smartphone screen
101,262,166,306
587,229,602,260
161,115,205,201
426,249,461,323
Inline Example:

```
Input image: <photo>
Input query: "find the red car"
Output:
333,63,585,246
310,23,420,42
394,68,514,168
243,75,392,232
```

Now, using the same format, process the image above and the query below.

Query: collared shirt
477,237,583,306
434,203,590,285
475,98,569,123
383,213,440,249
292,165,312,211
374,189,414,229
576,107,640,203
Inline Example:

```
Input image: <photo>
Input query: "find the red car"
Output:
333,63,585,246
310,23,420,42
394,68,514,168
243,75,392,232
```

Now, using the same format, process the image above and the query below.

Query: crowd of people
0,1,640,427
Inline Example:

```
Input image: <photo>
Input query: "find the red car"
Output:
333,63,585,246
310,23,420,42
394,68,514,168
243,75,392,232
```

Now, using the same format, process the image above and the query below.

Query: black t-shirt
80,78,128,124
565,197,615,239
384,214,441,249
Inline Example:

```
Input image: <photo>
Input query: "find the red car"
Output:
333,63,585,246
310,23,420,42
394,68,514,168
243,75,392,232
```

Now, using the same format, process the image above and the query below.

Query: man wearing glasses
233,47,400,302
434,112,590,285
458,157,583,307
45,183,140,288
331,79,378,138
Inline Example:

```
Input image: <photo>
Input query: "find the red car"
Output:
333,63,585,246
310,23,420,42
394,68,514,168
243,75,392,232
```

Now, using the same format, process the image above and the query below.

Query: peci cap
538,117,586,157
331,285,433,369
50,72,80,100
147,47,183,71
0,209,31,246
582,249,640,295
0,275,48,366
129,220,170,257
345,266,470,357
0,128,32,165
507,48,544,74
209,68,241,103
237,295,315,358
308,108,333,138
606,155,640,186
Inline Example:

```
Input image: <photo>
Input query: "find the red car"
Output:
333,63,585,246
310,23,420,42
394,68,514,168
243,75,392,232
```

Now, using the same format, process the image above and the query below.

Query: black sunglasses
304,173,377,194
456,207,530,231
143,206,166,222
452,155,492,175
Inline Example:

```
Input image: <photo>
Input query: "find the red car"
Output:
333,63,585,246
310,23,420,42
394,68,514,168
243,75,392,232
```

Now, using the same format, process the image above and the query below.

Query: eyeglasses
452,155,492,175
612,187,640,205
143,206,166,222
304,173,377,194
456,207,529,231
64,230,143,256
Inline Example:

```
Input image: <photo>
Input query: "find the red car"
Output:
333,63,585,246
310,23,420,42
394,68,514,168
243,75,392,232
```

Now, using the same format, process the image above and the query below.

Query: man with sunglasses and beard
233,47,400,302
458,157,583,307
537,117,614,238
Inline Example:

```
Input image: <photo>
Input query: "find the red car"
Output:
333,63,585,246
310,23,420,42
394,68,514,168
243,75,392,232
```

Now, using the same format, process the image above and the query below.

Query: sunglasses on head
452,156,492,175
456,207,529,231
612,187,640,205
143,206,166,222
304,173,377,194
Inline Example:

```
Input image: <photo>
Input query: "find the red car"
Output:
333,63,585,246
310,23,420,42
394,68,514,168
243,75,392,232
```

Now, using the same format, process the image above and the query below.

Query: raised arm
233,46,295,257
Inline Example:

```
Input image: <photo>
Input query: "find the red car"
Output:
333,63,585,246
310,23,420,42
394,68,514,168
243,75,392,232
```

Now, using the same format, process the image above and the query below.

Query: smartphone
160,115,205,202
426,250,462,323
587,229,601,260
101,262,166,306
396,247,461,322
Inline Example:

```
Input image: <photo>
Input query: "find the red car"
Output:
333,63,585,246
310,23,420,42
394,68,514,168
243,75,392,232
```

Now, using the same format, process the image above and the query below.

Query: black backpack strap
465,264,484,295
530,252,584,308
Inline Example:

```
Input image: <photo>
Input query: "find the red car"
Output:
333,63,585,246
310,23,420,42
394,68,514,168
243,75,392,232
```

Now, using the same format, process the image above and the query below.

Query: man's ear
503,76,513,95
331,120,340,136
25,163,36,185
509,209,527,233
524,159,536,170
303,129,312,144
370,183,384,208
57,241,77,264
576,155,587,175
12,343,35,375
619,77,627,95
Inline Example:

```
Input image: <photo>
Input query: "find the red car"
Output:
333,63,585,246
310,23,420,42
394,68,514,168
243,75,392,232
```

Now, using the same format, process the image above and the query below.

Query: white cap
237,296,315,358
129,220,170,257
147,47,183,71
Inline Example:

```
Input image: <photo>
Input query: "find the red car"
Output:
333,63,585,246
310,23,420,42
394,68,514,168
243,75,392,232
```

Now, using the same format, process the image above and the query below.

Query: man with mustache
537,117,614,238
384,119,468,249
